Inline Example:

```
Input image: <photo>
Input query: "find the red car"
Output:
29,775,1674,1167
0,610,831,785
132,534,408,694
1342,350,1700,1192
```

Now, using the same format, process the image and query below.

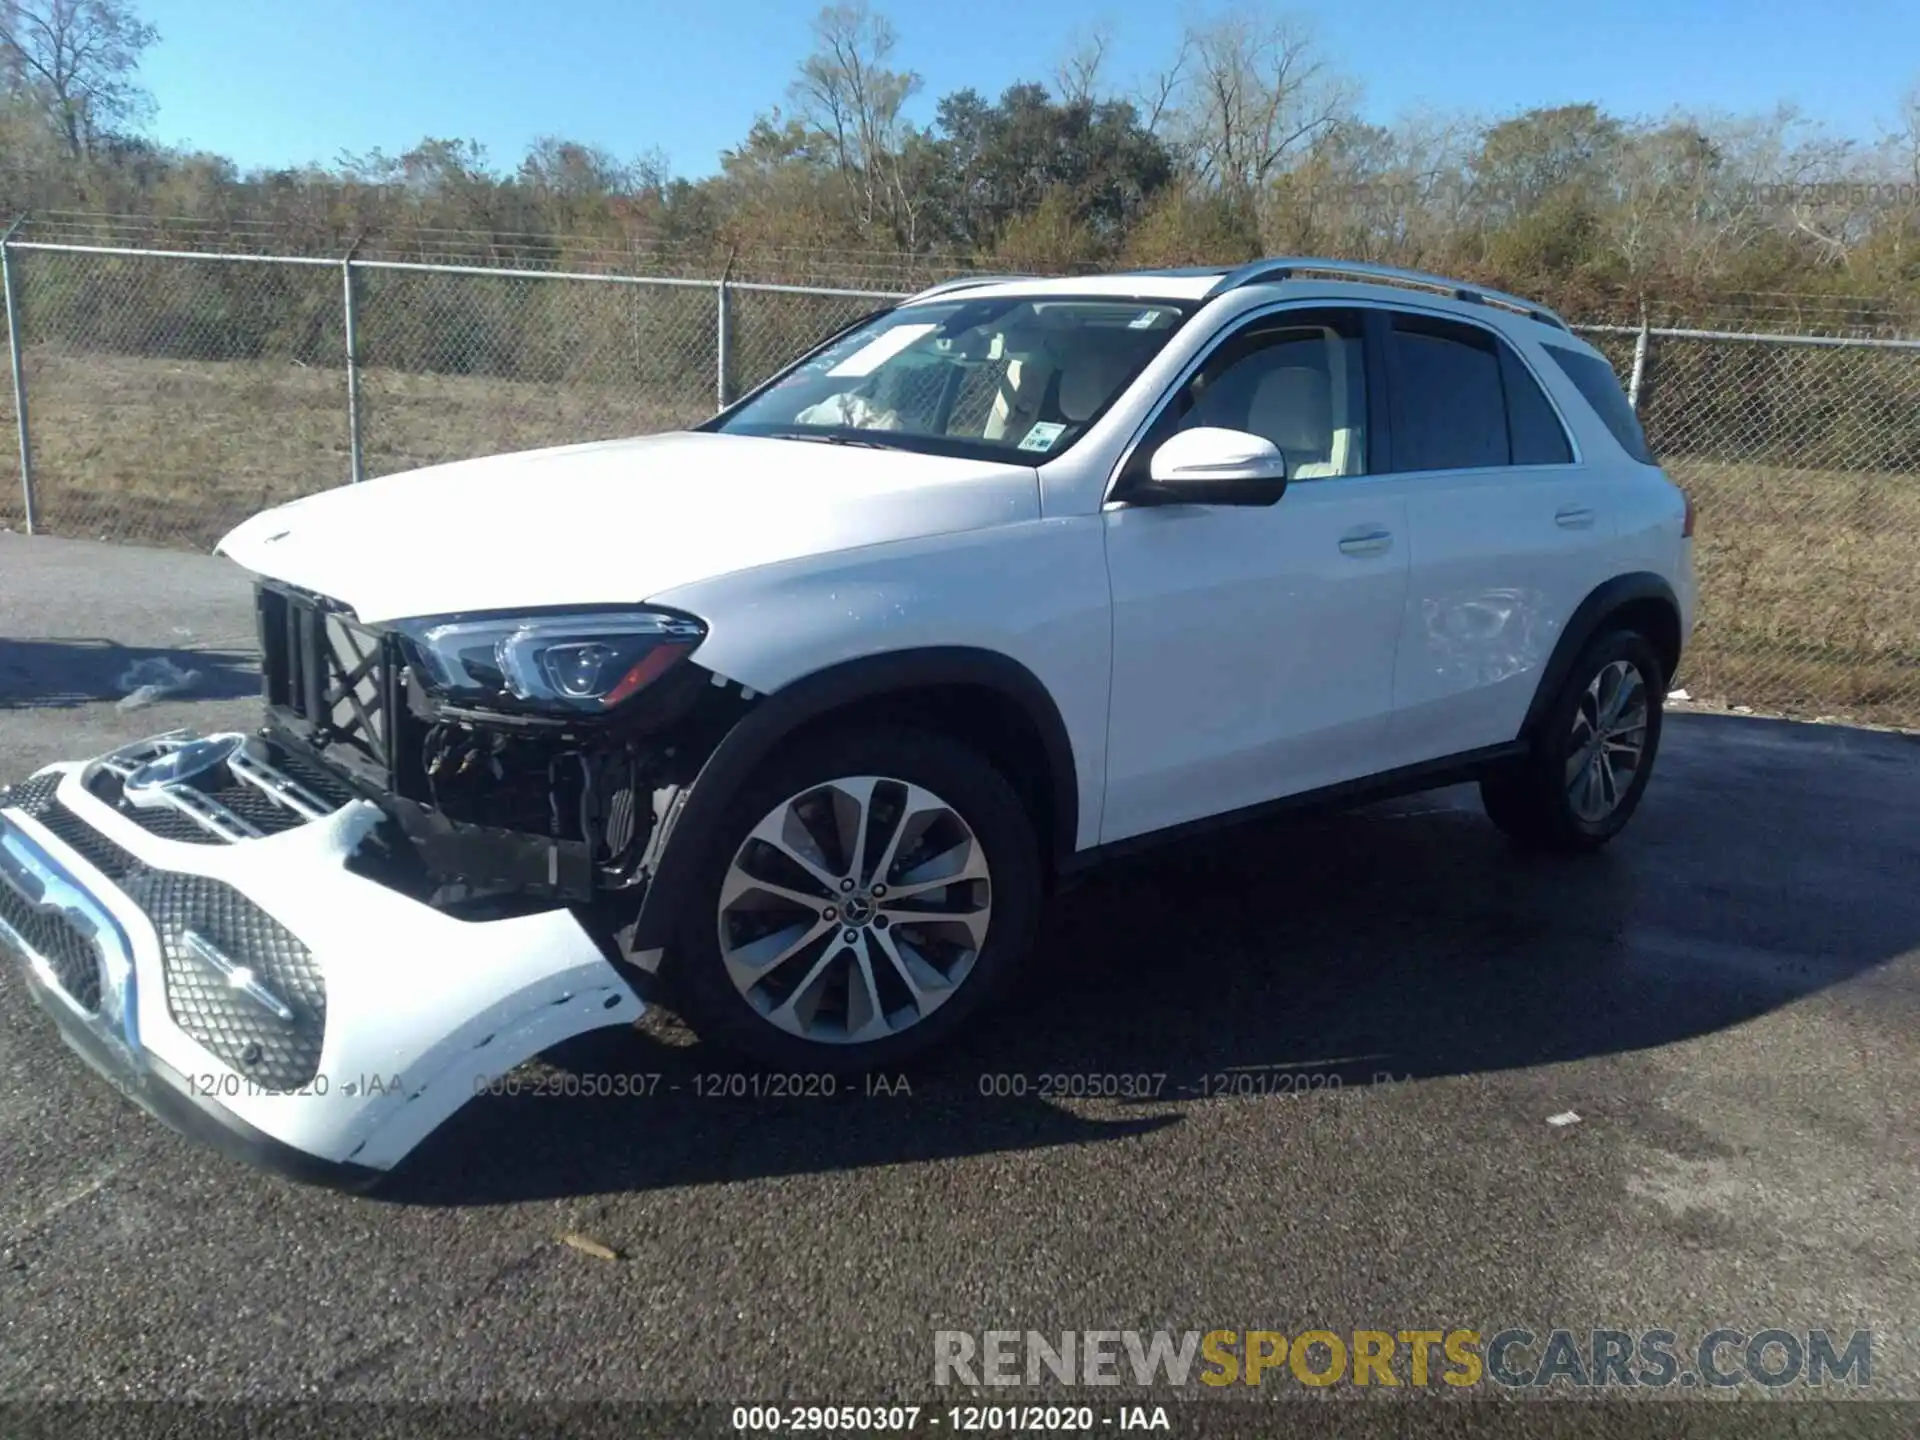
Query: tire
1480,628,1666,852
667,725,1042,1071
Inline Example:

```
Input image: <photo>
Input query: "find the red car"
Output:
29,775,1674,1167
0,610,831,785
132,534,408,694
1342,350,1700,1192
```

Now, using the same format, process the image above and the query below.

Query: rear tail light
1681,488,1695,538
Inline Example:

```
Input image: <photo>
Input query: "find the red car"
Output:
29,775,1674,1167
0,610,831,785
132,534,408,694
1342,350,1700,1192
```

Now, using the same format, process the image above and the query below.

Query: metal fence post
716,248,736,411
2,215,36,532
342,238,366,483
1627,312,1651,412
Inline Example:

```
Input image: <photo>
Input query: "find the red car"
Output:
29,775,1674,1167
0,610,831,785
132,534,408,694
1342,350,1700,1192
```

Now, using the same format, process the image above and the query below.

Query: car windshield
707,295,1195,463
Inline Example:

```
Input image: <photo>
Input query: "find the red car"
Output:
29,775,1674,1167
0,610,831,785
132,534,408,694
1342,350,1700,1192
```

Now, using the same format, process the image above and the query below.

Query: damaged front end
253,581,751,914
0,580,752,1187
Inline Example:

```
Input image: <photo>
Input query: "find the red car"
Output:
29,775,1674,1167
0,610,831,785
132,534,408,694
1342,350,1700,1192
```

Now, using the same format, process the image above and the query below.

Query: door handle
1337,527,1394,557
1555,506,1596,530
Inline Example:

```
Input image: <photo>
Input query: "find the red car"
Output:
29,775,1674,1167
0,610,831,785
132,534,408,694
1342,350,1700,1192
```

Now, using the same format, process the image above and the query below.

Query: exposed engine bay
251,577,754,921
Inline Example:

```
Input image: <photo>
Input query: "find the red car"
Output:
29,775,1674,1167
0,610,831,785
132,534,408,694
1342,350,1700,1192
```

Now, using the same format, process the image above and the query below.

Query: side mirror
1130,426,1289,507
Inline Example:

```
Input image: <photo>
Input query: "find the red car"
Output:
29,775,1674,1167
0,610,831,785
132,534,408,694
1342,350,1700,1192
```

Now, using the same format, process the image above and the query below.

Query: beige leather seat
982,355,1049,441
1057,345,1138,425
1245,365,1342,477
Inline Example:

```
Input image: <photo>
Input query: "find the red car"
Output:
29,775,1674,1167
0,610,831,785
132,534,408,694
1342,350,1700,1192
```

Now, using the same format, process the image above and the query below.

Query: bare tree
519,137,636,200
1599,112,1788,289
788,2,924,243
1608,118,1720,286
0,0,157,161
1391,109,1483,255
1052,21,1113,107
1271,112,1472,263
1171,8,1353,199
1892,80,1920,185
1731,106,1863,266
1877,80,1920,270
1134,31,1192,138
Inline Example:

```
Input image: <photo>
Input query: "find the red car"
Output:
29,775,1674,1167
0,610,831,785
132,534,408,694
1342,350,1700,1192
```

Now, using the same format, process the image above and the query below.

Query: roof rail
1208,257,1570,331
1110,264,1234,279
903,273,1041,303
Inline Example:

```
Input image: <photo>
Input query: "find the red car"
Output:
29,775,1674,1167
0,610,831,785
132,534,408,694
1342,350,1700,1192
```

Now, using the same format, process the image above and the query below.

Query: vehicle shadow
0,636,259,709
385,712,1920,1206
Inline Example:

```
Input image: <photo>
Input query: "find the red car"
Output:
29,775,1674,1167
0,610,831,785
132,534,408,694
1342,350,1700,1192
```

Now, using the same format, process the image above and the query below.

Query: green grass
1,347,1914,728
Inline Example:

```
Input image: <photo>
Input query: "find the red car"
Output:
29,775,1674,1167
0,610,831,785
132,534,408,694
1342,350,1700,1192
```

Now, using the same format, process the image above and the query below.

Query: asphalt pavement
1,531,1916,1419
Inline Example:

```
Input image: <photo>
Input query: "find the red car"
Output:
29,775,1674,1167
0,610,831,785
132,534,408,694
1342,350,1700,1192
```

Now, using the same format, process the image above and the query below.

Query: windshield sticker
1128,309,1162,329
827,323,939,377
1018,421,1067,453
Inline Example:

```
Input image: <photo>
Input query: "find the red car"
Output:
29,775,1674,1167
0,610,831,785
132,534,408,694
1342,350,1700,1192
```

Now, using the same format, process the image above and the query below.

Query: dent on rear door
1392,466,1618,763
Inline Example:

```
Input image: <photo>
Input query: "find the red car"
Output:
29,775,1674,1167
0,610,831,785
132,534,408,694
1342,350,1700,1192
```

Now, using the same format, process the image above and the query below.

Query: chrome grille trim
227,746,335,822
97,730,193,780
0,809,144,1072
183,928,297,1021
125,773,265,842
92,734,350,845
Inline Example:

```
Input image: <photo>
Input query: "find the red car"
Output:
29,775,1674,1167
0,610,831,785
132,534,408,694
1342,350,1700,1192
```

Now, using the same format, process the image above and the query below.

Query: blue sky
138,0,1918,177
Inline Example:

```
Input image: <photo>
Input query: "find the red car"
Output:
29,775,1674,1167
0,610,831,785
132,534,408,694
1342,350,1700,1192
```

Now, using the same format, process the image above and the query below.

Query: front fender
624,645,1083,955
647,518,1114,857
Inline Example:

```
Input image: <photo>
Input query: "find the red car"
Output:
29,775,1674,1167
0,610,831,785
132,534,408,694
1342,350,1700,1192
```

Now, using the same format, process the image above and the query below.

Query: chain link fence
350,263,725,478
1583,323,1920,727
0,242,891,549
2,234,1917,728
2,245,348,543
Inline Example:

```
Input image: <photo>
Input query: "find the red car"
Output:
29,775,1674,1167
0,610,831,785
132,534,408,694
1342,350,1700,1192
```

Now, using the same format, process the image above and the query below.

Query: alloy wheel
716,776,992,1044
1564,658,1649,823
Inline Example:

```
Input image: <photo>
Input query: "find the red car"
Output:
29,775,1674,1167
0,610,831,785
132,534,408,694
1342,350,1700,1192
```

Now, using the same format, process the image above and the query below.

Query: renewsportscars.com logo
933,1328,1873,1390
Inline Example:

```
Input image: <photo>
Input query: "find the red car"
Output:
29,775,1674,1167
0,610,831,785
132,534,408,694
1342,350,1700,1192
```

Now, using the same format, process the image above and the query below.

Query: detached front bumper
0,731,643,1188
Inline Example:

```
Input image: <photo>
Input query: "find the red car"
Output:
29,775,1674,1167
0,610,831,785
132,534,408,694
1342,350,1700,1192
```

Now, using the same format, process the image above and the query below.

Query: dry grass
1667,457,1920,726
1,348,1915,727
0,349,706,547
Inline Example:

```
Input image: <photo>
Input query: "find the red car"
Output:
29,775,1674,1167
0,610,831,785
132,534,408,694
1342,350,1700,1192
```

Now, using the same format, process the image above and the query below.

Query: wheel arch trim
1521,571,1681,741
629,647,1080,953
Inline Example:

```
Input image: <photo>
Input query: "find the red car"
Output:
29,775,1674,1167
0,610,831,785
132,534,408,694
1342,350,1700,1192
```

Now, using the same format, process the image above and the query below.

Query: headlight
396,610,707,713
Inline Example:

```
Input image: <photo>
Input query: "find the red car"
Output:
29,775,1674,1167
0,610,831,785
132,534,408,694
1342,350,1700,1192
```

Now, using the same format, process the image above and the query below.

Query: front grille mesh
123,870,327,1091
1,774,106,1009
0,880,103,1010
268,747,361,809
213,783,313,833
119,806,220,843
31,797,144,881
3,770,328,1092
3,772,64,812
84,775,220,843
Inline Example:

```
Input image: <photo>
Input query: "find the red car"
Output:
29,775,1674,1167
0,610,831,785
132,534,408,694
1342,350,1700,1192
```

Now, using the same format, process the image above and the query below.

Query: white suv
0,259,1694,1186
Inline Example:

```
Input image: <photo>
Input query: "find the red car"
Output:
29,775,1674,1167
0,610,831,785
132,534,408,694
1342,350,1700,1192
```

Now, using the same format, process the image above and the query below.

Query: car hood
217,430,1040,624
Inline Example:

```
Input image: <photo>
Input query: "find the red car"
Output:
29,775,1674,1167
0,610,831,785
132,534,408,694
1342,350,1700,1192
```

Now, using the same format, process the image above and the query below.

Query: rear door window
1387,313,1575,471
1388,315,1510,470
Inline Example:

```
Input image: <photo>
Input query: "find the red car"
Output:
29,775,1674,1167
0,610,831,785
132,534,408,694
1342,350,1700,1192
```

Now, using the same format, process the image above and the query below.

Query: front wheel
669,726,1042,1071
1480,629,1666,851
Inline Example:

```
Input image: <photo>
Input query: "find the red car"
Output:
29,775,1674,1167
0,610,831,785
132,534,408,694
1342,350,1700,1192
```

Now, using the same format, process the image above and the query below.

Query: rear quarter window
1542,343,1655,464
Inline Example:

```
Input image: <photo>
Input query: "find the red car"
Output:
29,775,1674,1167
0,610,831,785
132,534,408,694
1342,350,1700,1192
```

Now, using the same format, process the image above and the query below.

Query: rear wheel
1480,629,1665,851
670,726,1041,1071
